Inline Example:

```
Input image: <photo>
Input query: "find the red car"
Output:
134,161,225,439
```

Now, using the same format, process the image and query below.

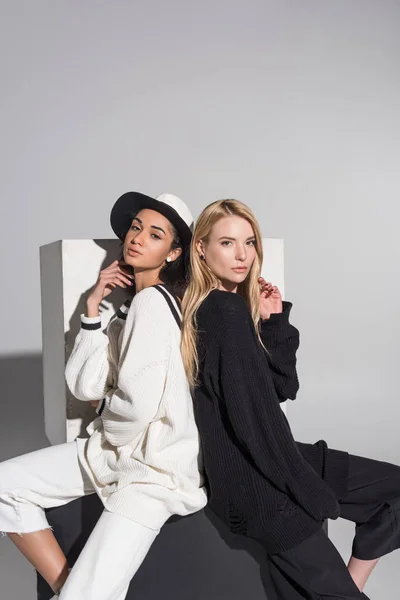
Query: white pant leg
60,510,160,600
0,442,94,534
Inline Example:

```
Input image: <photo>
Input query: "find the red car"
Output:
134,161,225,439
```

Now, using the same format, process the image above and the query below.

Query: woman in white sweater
0,192,207,600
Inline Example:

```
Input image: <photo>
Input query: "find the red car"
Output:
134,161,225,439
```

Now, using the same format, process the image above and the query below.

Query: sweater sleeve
260,301,300,402
100,287,172,447
65,315,113,402
210,293,339,522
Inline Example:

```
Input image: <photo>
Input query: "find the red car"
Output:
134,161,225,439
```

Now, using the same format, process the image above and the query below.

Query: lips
232,267,247,272
127,248,142,257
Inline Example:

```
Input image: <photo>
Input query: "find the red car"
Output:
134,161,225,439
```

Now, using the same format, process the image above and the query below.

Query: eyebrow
151,225,166,235
217,236,256,241
133,217,166,235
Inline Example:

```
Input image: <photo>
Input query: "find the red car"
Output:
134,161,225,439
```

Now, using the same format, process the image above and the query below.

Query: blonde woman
181,199,400,600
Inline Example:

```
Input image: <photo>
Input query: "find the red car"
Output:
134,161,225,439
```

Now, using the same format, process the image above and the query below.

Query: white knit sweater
65,286,207,530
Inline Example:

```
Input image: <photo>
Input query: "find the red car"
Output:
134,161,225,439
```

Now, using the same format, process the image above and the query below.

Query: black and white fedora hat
110,192,194,247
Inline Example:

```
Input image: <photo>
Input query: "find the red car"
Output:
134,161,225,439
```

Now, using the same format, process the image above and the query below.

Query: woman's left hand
259,277,283,320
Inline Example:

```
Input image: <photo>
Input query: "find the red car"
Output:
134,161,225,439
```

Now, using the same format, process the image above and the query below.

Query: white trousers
0,442,160,600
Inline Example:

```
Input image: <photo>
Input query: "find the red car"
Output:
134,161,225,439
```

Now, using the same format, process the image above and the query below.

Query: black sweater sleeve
207,292,339,522
260,302,300,402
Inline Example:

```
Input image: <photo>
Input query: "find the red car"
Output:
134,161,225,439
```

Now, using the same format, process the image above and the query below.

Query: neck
134,268,163,293
218,279,238,293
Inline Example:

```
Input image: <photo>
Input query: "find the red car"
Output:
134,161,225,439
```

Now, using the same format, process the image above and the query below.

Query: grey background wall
1,1,399,598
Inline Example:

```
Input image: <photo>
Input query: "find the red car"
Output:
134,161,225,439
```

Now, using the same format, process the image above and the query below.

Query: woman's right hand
86,260,133,316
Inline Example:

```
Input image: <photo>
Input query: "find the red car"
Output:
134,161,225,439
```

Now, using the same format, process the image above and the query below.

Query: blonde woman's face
199,215,257,292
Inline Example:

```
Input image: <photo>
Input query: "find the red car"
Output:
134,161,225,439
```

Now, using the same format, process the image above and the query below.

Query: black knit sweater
194,290,349,554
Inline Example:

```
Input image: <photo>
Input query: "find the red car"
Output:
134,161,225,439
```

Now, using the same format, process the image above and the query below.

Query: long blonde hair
181,199,264,388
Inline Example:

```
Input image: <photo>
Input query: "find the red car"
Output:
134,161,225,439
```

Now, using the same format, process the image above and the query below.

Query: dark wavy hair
121,215,190,300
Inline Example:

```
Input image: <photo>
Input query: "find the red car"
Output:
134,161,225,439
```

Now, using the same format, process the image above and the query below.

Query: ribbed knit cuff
80,314,102,331
260,303,296,348
261,301,292,327
297,441,350,503
116,302,130,321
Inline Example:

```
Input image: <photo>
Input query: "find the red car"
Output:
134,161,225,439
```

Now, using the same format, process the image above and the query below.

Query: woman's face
123,208,181,271
198,215,257,292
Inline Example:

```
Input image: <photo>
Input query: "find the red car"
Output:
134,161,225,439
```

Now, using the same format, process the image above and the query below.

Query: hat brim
110,192,192,247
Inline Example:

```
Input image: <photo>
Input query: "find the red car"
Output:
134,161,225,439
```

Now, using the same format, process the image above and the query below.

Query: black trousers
263,453,400,599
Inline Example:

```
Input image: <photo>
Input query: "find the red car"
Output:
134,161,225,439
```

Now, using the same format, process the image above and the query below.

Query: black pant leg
266,528,369,600
339,453,400,560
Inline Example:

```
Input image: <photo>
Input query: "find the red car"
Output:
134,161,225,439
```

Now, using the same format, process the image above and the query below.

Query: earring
200,255,205,261
166,257,172,263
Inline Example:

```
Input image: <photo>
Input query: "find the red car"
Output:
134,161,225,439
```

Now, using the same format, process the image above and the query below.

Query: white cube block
261,238,285,299
40,240,127,445
40,238,285,445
